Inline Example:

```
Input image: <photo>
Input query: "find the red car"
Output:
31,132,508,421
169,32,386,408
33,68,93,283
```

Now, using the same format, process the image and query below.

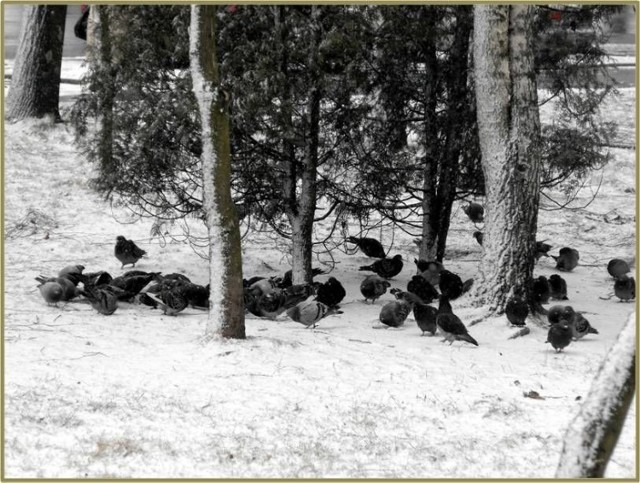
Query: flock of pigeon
35,204,635,351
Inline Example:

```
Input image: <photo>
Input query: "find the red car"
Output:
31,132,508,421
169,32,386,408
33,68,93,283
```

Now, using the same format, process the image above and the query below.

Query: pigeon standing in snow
548,274,568,300
58,264,85,286
114,236,147,268
359,254,403,279
379,299,412,328
463,202,484,223
569,313,599,340
286,300,341,328
546,322,572,352
614,275,635,302
473,231,484,246
533,276,551,305
35,275,78,301
607,259,631,279
37,281,64,306
392,289,437,336
436,296,478,346
505,295,528,326
80,286,118,315
360,275,390,303
110,272,161,296
146,285,188,316
278,267,325,288
552,247,580,272
347,236,386,258
314,277,346,308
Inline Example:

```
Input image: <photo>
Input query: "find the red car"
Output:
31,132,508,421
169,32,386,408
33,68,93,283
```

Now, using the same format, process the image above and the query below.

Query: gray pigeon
505,296,528,326
37,281,64,306
570,313,598,340
392,289,438,336
115,236,147,268
360,274,390,303
548,274,568,300
286,300,341,328
80,287,118,315
607,259,630,279
552,247,580,272
614,275,635,302
463,202,484,223
379,300,412,328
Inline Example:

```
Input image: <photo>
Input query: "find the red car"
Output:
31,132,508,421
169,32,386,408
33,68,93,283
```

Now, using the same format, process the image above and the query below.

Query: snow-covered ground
3,59,637,478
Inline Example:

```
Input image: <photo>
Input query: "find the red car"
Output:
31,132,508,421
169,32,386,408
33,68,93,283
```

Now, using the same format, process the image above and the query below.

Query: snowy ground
2,59,637,478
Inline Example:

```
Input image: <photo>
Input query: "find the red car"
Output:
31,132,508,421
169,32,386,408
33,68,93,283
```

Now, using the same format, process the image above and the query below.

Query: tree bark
556,314,636,478
190,5,246,340
472,5,542,314
6,5,67,122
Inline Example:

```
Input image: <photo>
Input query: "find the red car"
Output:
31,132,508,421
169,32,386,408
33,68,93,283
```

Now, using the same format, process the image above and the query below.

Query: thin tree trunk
6,5,67,122
556,314,636,478
190,5,245,340
418,8,439,262
472,5,542,314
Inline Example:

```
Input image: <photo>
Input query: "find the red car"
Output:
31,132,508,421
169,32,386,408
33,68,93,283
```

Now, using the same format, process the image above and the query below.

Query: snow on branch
556,312,636,478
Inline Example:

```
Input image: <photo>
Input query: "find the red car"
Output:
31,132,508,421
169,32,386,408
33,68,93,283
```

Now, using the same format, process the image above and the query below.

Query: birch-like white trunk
556,314,636,478
6,5,66,121
472,5,542,313
189,5,245,339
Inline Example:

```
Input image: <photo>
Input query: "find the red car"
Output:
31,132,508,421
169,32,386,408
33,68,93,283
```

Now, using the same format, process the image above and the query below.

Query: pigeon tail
459,333,479,346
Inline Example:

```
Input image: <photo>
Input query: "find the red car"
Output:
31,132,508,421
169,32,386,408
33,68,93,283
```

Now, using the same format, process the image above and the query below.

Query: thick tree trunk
6,5,67,122
472,5,542,314
190,5,245,340
556,314,636,478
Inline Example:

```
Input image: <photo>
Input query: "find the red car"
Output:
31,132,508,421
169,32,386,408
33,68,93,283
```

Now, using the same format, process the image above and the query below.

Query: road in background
3,4,87,59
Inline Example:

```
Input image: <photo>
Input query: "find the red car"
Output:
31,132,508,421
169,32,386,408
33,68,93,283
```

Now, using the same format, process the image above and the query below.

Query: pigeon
533,276,551,305
314,277,345,308
347,236,386,258
243,276,265,287
436,296,478,346
570,313,598,340
115,236,147,268
552,247,580,272
548,274,568,300
110,272,161,295
607,259,631,279
463,202,484,223
462,278,474,294
546,322,572,352
547,305,575,325
392,289,437,336
379,300,412,328
37,281,64,306
407,275,439,304
80,271,113,289
286,300,341,328
439,270,464,300
359,254,403,279
614,275,635,302
80,286,118,315
472,231,484,246
247,277,279,297
505,296,528,326
58,264,85,285
35,276,77,301
535,241,553,260
416,259,444,286
360,275,390,303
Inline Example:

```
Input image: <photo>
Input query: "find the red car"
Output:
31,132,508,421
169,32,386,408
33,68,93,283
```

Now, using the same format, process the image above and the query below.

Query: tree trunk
189,5,245,340
283,6,322,285
472,5,542,314
556,314,636,478
418,9,439,262
6,5,67,122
